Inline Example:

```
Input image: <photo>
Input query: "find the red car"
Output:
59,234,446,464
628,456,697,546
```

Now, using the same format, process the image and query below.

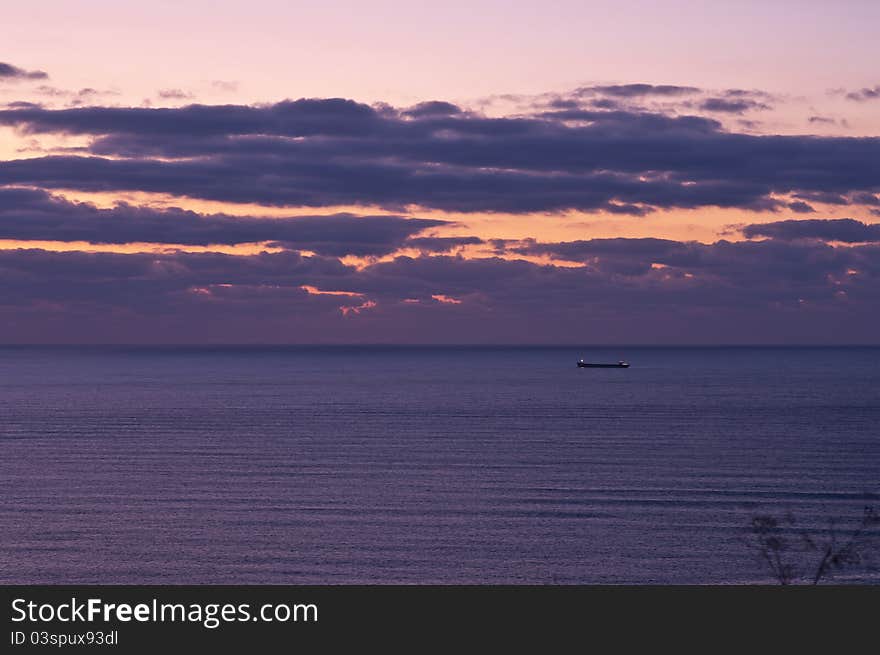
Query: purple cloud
2,237,878,343
0,86,877,343
845,86,880,102
787,201,816,213
0,188,446,256
576,84,700,98
0,62,48,81
742,218,880,243
0,98,877,214
699,97,771,113
157,88,195,100
402,101,463,118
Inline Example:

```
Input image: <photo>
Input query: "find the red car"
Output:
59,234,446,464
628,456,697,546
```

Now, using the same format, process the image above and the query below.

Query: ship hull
577,362,629,368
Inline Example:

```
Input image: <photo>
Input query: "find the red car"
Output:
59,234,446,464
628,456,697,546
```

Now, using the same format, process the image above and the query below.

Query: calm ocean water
1,346,878,584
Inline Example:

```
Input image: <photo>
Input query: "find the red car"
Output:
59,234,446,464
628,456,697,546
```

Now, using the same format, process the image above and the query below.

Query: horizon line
1,343,879,348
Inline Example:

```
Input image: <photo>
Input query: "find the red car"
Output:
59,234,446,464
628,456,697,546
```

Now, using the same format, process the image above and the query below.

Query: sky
0,0,879,343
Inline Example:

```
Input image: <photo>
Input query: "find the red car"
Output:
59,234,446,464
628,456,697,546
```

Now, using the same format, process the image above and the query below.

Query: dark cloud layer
0,188,446,256
1,236,877,343
0,86,878,343
0,98,877,214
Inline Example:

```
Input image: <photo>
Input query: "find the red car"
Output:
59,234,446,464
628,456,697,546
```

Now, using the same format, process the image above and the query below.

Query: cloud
845,86,880,102
0,187,446,255
741,218,880,243
0,248,354,328
555,85,776,115
32,85,70,97
3,235,878,343
699,97,771,113
0,98,381,137
405,236,484,252
211,80,239,92
0,82,876,343
0,98,877,215
504,237,692,274
722,89,774,99
0,62,48,81
792,191,851,205
575,84,700,98
402,101,463,118
28,86,118,107
3,101,42,110
851,192,880,206
157,89,195,100
786,201,815,213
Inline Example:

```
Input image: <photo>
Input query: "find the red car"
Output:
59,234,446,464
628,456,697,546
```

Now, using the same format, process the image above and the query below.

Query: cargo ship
577,359,629,368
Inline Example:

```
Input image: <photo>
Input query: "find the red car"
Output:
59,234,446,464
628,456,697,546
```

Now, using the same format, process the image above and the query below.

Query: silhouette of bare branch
746,503,879,584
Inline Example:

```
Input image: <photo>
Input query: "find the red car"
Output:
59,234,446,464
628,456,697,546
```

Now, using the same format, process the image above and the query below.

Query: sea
1,345,878,584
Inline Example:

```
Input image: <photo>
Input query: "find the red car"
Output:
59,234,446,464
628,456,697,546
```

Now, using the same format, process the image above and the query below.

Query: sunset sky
1,0,879,343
